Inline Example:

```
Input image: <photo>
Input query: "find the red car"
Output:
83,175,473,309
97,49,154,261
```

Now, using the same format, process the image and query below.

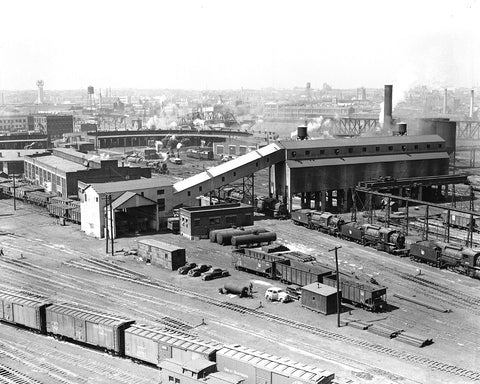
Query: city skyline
0,0,479,91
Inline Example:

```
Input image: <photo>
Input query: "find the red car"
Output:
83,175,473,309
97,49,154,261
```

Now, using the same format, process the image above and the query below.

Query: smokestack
384,85,393,129
470,89,474,118
443,88,447,114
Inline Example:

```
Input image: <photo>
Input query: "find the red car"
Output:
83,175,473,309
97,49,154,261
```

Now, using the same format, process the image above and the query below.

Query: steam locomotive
292,209,406,255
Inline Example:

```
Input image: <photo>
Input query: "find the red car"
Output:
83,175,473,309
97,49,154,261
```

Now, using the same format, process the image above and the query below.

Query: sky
0,0,479,91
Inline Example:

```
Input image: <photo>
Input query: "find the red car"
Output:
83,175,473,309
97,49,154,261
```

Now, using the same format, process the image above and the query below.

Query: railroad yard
1,189,480,384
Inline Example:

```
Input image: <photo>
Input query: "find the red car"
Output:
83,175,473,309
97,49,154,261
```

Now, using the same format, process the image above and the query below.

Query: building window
221,176,225,182
96,197,98,202
438,143,442,148
199,186,202,192
348,148,353,154
401,145,406,151
187,191,191,197
175,379,180,384
209,217,221,225
388,146,393,151
233,172,236,177
169,376,174,382
414,144,418,150
320,150,324,155
255,162,258,167
157,198,165,211
305,150,310,155
291,151,297,157
362,147,367,152
334,149,340,155
157,189,164,195
375,146,380,152
84,194,87,201
427,144,431,149
312,296,315,301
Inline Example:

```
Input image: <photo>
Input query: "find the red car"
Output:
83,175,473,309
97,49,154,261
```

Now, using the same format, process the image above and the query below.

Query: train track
62,257,480,382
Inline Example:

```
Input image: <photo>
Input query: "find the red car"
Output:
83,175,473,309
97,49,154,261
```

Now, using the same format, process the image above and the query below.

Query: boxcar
46,303,135,355
216,344,334,384
0,290,51,333
323,275,387,312
137,239,186,270
124,325,219,366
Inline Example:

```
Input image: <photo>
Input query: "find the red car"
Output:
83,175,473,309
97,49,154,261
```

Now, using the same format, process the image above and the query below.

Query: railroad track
64,258,480,382
0,364,44,384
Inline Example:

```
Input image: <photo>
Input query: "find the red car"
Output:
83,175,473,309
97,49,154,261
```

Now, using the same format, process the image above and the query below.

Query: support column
300,193,305,209
327,190,333,211
321,190,327,211
306,192,312,209
314,192,320,210
418,186,423,201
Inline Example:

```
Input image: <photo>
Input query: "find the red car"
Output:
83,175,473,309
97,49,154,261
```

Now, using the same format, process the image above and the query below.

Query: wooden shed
301,283,340,316
137,239,186,270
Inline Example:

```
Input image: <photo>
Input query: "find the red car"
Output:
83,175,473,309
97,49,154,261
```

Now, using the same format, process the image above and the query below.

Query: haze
0,0,479,90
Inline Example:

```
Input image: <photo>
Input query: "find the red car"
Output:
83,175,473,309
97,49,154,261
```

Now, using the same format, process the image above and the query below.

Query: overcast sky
0,0,479,91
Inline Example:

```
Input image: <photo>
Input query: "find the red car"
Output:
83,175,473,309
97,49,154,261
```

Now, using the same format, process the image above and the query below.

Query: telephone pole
105,195,109,254
328,245,342,327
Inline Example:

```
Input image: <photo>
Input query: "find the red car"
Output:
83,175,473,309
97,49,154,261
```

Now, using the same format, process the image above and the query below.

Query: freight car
186,148,214,160
231,248,387,311
0,287,335,383
292,209,407,255
323,274,387,312
441,210,479,231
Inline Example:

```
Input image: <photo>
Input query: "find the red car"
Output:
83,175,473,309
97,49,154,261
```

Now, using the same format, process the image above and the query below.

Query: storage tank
216,227,267,245
297,126,308,140
222,283,250,297
231,232,277,247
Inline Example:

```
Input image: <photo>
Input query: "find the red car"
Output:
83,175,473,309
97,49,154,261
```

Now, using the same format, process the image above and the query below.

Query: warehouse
24,148,151,197
178,203,254,240
80,177,174,239
137,239,186,270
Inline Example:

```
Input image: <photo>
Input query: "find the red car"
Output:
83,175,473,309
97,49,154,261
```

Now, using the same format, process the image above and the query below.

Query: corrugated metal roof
279,134,444,149
302,283,338,296
138,239,184,252
88,176,172,194
47,303,133,327
173,143,283,192
28,154,87,172
111,191,156,209
126,325,219,354
287,152,449,168
0,291,50,308
218,345,333,383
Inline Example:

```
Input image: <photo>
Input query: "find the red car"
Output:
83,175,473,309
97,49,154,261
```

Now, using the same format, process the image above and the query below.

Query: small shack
301,283,340,315
137,239,186,270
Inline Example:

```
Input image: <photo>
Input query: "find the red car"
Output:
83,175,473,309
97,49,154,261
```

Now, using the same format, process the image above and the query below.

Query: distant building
33,115,74,139
0,115,32,132
0,133,49,150
0,149,48,175
24,147,151,197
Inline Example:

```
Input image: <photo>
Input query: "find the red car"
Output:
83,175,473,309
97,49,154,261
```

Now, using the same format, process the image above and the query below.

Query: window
438,143,443,148
96,197,98,202
140,192,144,197
255,162,258,167
401,145,406,151
165,253,168,259
348,148,353,154
175,379,180,384
388,146,393,151
414,144,418,150
334,149,340,155
305,150,310,155
157,189,164,195
221,177,225,182
362,147,367,152
169,376,174,382
375,146,380,152
84,194,87,202
157,198,165,211
312,296,315,301
320,149,325,155
187,191,191,197
291,151,297,157
209,217,221,225
199,186,202,192
427,144,431,149
233,172,236,177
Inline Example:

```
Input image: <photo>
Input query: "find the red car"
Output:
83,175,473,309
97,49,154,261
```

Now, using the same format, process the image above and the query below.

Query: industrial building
0,115,32,132
178,203,254,240
0,149,48,175
33,114,74,139
0,133,49,150
80,177,174,239
24,148,151,197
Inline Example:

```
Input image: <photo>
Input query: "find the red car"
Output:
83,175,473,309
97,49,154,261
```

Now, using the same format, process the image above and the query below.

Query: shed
301,283,340,316
137,239,186,270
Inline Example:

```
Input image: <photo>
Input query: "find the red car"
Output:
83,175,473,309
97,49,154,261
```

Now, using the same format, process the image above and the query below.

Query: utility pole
12,174,16,211
105,195,109,254
109,194,114,256
328,245,342,328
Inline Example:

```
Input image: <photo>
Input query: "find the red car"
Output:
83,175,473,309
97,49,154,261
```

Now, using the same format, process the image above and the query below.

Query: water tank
396,123,407,136
87,86,94,95
297,126,308,140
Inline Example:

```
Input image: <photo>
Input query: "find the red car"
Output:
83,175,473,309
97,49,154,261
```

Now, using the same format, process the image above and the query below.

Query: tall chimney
443,88,448,114
470,89,474,118
384,85,393,129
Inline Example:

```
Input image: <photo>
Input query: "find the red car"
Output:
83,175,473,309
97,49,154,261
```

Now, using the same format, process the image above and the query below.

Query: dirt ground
1,190,480,384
